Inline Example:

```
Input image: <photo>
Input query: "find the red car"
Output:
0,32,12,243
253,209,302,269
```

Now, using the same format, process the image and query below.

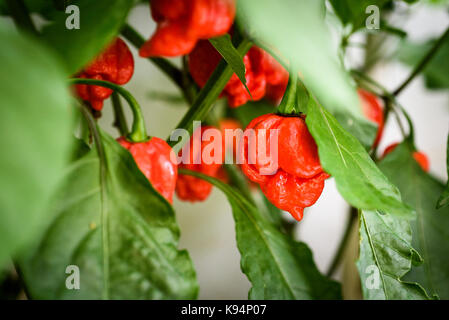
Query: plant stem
111,92,129,137
393,26,449,96
5,0,38,35
70,78,148,142
278,73,298,115
120,24,185,91
168,37,252,148
326,206,358,277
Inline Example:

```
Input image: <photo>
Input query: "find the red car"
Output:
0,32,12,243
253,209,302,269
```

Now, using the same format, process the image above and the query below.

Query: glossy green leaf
209,34,251,96
306,98,413,217
179,169,342,300
0,26,73,266
357,210,430,299
437,134,449,208
41,0,135,75
238,0,377,148
379,143,449,299
19,133,198,299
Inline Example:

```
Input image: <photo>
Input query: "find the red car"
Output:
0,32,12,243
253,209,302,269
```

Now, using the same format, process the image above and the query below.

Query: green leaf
0,26,73,266
437,134,449,209
209,34,251,97
238,0,377,148
357,210,430,299
306,98,413,217
19,133,198,299
329,0,391,31
41,0,135,75
398,37,449,90
379,143,449,299
179,169,342,300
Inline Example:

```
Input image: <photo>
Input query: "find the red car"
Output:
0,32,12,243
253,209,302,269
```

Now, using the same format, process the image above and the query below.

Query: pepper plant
0,0,449,300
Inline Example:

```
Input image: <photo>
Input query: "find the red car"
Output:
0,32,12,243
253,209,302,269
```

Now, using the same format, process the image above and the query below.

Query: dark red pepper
189,41,289,108
382,143,430,172
140,0,236,57
117,137,178,203
358,89,384,147
176,126,224,202
240,114,329,221
76,38,134,111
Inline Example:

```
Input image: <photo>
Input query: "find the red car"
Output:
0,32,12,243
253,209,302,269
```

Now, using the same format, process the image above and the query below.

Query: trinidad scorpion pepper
382,143,430,172
176,126,224,202
189,41,289,108
140,0,236,57
117,137,178,203
76,38,134,111
240,113,329,221
358,89,384,147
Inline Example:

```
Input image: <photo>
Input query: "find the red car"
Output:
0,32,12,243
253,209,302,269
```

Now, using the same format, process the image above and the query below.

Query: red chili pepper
117,137,178,203
382,143,430,172
76,38,134,111
189,41,289,108
240,114,329,221
176,126,224,202
140,0,236,57
358,89,384,147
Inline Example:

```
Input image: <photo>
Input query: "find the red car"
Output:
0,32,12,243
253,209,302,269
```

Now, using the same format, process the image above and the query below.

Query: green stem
393,26,449,96
168,37,252,148
5,0,38,35
111,92,129,137
120,24,185,91
326,206,358,277
277,73,298,115
351,69,408,142
70,78,148,142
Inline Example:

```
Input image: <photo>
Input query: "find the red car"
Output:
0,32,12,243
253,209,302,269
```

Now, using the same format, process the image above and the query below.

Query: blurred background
88,3,449,299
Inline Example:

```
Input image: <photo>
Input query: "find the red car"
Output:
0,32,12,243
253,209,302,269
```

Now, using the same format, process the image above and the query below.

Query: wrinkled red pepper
240,114,329,221
76,38,134,111
140,0,236,57
189,41,289,108
176,126,224,202
117,137,178,203
358,89,384,147
382,143,430,172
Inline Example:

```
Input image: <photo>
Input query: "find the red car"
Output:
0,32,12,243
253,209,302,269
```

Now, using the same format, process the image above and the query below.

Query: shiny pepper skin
189,41,289,108
240,114,329,221
382,143,430,172
176,126,224,202
358,89,384,147
76,38,134,111
139,0,236,57
117,137,178,203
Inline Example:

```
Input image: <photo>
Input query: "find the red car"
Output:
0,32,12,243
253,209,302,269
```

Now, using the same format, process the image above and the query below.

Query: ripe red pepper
382,143,430,172
358,89,384,147
176,126,224,202
140,0,236,57
117,137,178,203
189,41,289,108
240,114,329,221
76,38,134,111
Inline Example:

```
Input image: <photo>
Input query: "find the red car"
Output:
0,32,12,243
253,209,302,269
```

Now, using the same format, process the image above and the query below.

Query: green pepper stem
70,78,148,142
277,72,298,115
